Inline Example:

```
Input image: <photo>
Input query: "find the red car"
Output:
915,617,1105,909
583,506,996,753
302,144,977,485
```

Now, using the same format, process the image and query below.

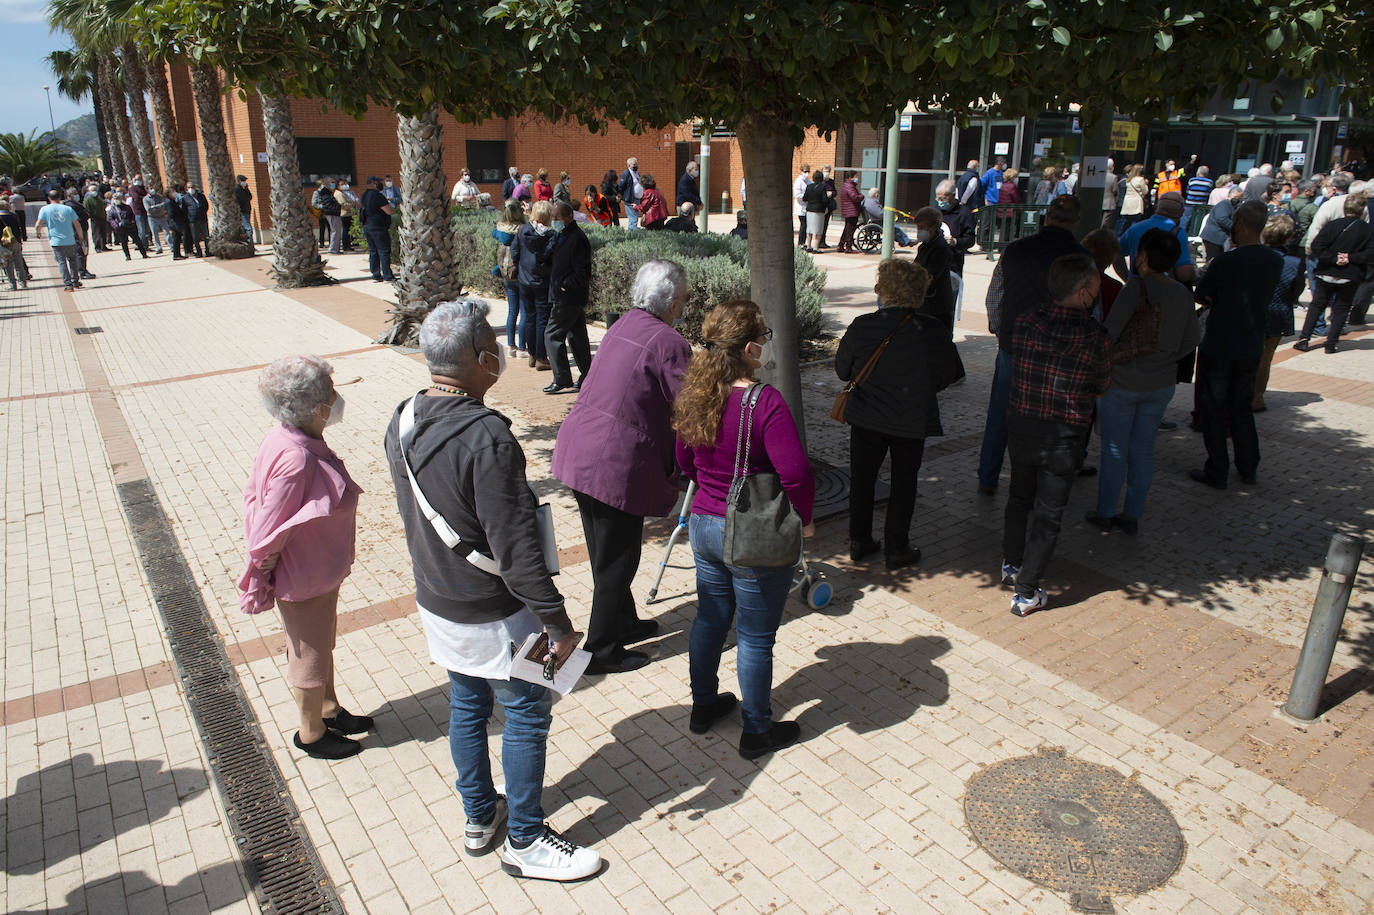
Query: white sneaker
500,825,601,881
1010,588,1048,618
464,795,506,856
1000,561,1020,587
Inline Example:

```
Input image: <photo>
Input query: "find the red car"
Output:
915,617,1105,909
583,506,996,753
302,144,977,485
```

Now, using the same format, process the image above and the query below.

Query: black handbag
723,383,803,568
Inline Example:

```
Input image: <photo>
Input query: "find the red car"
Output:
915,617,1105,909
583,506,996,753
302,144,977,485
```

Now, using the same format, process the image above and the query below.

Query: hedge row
448,209,827,342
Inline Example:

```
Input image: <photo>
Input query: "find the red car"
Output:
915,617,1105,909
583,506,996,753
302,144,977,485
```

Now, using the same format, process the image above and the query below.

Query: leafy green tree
0,131,82,181
46,47,112,175
488,0,1372,431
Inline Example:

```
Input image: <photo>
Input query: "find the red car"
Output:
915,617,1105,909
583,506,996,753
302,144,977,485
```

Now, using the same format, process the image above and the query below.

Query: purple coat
551,307,691,516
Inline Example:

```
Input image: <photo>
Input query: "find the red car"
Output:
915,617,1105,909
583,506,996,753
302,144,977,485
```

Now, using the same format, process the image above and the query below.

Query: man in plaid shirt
1002,253,1111,617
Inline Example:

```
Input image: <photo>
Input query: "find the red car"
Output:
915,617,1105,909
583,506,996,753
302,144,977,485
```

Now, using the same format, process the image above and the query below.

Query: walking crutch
645,481,696,604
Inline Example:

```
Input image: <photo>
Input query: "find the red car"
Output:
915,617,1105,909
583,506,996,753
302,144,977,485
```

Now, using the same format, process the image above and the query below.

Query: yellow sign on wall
1111,121,1140,151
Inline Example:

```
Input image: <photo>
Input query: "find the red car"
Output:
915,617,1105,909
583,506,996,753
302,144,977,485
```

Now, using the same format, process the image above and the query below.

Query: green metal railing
976,202,1215,260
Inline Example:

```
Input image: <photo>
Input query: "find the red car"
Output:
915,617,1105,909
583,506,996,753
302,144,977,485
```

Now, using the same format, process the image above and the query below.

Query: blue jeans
519,283,548,358
52,244,81,286
447,670,553,845
1095,385,1174,521
503,281,521,347
977,349,1014,489
240,212,253,237
135,214,151,248
365,225,393,280
687,513,793,735
625,203,639,230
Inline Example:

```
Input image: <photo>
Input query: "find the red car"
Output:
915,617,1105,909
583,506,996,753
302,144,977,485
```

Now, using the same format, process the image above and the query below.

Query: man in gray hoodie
384,299,600,882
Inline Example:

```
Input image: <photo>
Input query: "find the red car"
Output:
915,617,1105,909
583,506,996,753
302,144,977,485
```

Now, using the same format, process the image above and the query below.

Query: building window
465,141,508,184
296,138,356,187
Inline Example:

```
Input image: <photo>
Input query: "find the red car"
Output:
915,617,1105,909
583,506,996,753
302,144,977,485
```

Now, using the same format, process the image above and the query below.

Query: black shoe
977,485,997,496
586,650,650,675
542,382,575,395
1239,474,1257,486
850,538,882,562
1077,465,1097,477
1293,339,1311,352
293,730,362,760
1084,511,1114,533
885,546,921,570
372,276,383,283
571,379,582,392
323,708,374,734
382,275,396,282
1324,345,1339,354
689,692,738,734
1158,419,1177,430
1112,515,1139,536
81,271,96,279
739,720,801,760
624,618,660,644
1189,469,1226,490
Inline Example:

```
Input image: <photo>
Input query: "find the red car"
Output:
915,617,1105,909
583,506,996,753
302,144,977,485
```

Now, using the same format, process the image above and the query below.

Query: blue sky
2,1,92,136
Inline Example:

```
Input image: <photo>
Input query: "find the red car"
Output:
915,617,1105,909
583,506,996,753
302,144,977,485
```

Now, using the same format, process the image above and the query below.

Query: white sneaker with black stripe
500,825,601,881
464,795,507,856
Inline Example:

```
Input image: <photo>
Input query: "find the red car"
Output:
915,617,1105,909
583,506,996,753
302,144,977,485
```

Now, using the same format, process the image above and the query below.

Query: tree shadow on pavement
12,861,249,914
548,635,950,844
2,753,209,876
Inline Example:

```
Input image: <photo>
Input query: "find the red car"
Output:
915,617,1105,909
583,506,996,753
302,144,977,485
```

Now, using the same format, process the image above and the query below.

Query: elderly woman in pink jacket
239,354,371,760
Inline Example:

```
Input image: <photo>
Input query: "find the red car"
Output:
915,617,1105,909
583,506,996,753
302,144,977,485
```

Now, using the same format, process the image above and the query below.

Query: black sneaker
689,692,738,734
885,546,921,570
850,538,882,562
293,730,362,760
624,618,660,644
323,708,374,734
1189,469,1226,490
585,650,650,675
1111,515,1139,536
1084,511,1114,533
739,720,800,760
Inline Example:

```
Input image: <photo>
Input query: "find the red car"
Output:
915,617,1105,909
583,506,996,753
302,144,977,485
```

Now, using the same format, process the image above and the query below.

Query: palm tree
189,62,251,256
100,62,138,179
395,105,461,316
144,57,187,188
119,41,162,187
259,92,329,287
0,131,82,181
46,47,111,174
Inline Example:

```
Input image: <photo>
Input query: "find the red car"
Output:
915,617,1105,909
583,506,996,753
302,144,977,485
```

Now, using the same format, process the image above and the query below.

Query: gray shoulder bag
722,383,803,568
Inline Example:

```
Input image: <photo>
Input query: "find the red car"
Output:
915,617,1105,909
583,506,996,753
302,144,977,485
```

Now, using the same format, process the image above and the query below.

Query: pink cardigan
237,423,361,613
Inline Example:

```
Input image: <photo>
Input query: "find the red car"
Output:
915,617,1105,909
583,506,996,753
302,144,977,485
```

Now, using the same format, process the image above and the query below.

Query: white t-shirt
416,601,541,680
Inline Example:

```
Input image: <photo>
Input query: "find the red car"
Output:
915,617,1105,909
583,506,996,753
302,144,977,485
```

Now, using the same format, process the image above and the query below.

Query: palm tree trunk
260,93,329,287
189,62,251,258
96,63,129,178
90,65,112,175
120,43,162,187
144,57,187,188
105,60,138,181
396,105,460,313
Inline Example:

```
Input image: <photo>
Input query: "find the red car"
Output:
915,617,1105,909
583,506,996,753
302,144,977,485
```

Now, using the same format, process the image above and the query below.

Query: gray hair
258,355,334,429
678,201,695,217
521,173,534,184
419,299,492,376
1349,180,1369,197
935,178,956,196
1331,173,1352,193
631,259,687,316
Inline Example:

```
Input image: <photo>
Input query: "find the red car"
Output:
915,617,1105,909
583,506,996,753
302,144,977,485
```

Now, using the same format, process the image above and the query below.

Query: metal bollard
721,190,730,214
1282,533,1365,721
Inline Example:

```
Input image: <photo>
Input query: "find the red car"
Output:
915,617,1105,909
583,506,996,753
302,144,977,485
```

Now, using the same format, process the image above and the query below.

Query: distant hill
53,113,101,156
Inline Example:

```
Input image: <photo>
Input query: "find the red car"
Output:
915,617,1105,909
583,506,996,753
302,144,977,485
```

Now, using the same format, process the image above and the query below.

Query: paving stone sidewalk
1,238,1371,914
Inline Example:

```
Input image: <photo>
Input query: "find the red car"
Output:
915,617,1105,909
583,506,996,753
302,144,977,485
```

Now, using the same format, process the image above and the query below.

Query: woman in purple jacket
551,259,692,674
674,300,815,760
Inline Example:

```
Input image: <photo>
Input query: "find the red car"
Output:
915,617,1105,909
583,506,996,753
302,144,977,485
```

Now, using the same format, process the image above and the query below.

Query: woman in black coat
1296,195,1372,354
835,258,962,570
912,207,955,335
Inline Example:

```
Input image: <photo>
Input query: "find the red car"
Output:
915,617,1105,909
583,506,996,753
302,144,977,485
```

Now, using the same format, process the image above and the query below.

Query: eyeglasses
759,328,774,342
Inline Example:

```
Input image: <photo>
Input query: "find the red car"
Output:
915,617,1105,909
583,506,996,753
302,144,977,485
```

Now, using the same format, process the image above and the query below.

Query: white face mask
325,392,344,426
482,346,506,379
752,340,771,369
385,181,393,188
916,228,934,243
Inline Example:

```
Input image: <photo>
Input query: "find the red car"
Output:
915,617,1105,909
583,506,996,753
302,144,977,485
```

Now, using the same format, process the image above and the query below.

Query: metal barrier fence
976,202,1214,260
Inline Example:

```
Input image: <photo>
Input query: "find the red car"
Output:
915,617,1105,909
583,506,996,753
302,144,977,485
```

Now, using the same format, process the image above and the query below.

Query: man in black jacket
935,179,976,275
166,185,191,260
234,174,253,239
976,196,1089,494
543,203,593,394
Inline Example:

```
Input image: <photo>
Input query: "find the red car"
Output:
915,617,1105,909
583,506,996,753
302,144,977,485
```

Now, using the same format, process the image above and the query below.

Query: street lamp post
43,85,56,136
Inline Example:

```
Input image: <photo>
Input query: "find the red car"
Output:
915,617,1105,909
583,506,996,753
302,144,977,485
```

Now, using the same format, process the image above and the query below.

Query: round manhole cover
963,748,1184,914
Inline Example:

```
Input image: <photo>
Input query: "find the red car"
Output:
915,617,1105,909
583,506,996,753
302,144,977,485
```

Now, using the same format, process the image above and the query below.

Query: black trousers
848,425,925,551
169,222,189,257
341,214,354,250
573,490,645,663
545,297,592,387
797,215,806,246
1300,279,1356,348
1196,353,1260,485
1350,275,1373,325
1003,415,1089,597
113,225,146,258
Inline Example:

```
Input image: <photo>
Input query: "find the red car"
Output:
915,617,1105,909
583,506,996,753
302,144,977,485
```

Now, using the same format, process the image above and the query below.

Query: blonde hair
673,300,767,447
874,259,930,311
530,200,554,225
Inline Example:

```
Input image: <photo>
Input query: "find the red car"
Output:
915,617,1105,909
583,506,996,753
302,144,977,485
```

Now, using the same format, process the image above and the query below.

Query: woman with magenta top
239,355,372,760
673,300,816,760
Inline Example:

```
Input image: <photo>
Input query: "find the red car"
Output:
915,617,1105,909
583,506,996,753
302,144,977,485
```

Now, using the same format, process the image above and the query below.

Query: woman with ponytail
673,300,816,760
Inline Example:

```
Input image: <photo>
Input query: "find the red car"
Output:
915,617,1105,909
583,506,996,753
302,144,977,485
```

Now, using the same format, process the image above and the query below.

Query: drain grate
811,459,889,522
117,478,340,914
74,326,104,334
963,747,1184,914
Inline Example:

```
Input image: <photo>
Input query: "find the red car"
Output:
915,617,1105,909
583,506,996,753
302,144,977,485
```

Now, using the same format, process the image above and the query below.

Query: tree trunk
260,93,330,288
190,62,251,258
396,105,460,311
90,65,112,176
106,62,138,181
737,115,805,444
96,64,129,179
120,43,162,187
144,57,187,188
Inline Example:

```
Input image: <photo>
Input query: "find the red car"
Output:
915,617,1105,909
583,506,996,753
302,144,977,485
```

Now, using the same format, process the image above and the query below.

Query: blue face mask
550,219,565,232
936,199,952,211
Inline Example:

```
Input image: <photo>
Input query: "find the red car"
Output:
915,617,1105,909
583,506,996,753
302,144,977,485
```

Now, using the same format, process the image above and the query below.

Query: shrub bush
448,209,826,341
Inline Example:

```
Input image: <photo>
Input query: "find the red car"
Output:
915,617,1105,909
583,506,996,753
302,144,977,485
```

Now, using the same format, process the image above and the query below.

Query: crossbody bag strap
731,382,764,483
399,395,501,576
844,312,913,394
